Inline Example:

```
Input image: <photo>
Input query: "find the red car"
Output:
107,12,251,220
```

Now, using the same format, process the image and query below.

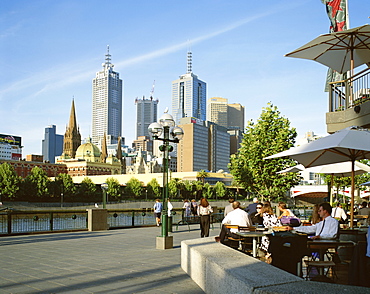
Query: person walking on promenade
183,199,191,217
197,198,213,238
224,197,235,217
154,199,163,226
167,199,173,217
331,202,347,224
191,199,198,216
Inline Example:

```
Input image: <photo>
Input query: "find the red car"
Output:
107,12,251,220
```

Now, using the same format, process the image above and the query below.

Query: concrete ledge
181,237,368,294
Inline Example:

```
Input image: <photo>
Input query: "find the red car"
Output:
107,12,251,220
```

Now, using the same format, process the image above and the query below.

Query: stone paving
0,225,219,293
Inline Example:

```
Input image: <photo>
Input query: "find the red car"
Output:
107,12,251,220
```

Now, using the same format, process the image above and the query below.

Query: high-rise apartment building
42,125,63,163
135,96,158,138
207,97,244,131
177,117,230,172
0,134,22,160
172,51,207,124
92,46,123,145
227,103,244,131
207,97,228,128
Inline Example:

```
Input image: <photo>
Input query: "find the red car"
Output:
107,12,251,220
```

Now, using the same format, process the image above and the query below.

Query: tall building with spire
171,51,207,124
62,100,81,159
92,46,123,146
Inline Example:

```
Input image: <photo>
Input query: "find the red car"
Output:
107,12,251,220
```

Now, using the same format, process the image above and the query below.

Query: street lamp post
101,183,108,209
148,112,183,249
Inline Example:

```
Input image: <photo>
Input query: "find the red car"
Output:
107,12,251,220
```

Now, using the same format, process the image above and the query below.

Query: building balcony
326,67,370,133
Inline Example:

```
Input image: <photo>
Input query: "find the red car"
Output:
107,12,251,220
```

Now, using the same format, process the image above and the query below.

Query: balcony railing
329,67,370,112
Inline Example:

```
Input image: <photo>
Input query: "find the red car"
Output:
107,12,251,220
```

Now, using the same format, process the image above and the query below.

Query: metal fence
0,208,187,235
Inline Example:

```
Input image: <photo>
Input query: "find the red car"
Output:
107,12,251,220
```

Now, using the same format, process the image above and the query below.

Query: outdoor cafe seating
220,223,367,284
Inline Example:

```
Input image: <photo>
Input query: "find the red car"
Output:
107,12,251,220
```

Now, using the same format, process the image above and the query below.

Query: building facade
177,117,230,172
0,134,22,160
227,103,244,131
172,51,207,124
207,97,228,128
92,46,123,145
42,125,63,163
135,96,158,138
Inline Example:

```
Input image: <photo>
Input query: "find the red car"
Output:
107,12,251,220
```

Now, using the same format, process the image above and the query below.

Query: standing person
191,199,198,216
331,203,347,224
245,197,259,215
153,199,163,226
224,197,235,217
167,199,173,217
197,198,213,238
287,202,339,240
183,199,191,217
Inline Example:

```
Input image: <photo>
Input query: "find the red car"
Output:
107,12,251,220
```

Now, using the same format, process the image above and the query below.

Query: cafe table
235,231,269,257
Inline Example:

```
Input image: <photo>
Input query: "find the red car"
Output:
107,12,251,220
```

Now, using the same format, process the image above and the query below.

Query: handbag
280,216,301,227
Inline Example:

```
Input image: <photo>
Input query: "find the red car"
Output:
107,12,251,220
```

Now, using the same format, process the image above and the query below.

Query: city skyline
1,1,370,156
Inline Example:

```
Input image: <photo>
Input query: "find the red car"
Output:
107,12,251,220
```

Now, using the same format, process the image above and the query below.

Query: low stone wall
181,237,368,294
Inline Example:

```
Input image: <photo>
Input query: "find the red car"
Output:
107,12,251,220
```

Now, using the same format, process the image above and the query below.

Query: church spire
100,132,107,163
62,99,81,159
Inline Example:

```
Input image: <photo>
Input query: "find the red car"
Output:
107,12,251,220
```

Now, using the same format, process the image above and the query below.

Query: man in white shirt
288,202,338,240
331,203,347,223
216,201,252,245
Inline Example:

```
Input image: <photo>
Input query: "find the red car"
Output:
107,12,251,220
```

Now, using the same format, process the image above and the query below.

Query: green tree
203,183,214,199
125,177,143,198
214,181,227,199
55,173,76,201
0,163,20,200
25,166,50,199
106,177,121,200
196,170,209,184
168,178,181,198
77,177,97,201
229,103,300,201
147,178,161,199
182,180,194,199
193,180,204,199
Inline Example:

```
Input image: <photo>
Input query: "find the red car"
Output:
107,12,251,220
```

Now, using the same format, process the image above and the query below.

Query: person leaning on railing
287,202,338,240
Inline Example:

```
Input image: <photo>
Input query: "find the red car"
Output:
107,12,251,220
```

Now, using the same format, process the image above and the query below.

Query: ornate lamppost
101,183,108,209
148,111,184,249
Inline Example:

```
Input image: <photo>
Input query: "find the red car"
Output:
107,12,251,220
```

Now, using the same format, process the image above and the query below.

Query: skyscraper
135,96,158,138
92,46,123,146
207,97,228,128
42,125,63,163
172,51,207,124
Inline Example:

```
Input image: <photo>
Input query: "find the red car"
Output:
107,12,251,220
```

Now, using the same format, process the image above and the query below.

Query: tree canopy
0,163,20,199
229,103,301,201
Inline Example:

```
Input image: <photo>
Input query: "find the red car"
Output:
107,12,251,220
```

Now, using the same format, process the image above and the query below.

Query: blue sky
1,0,369,156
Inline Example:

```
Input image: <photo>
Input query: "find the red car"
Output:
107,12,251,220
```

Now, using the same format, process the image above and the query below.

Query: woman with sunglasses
250,204,263,226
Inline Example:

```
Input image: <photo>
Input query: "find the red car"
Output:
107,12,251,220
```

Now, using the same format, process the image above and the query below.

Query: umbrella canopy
285,24,370,74
278,161,370,177
266,126,370,228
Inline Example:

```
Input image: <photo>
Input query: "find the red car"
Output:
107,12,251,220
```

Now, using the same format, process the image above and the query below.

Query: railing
0,208,187,235
329,67,370,112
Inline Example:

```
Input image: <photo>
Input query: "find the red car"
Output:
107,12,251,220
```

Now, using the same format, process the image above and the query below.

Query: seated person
287,202,338,240
277,201,295,219
250,204,263,226
216,201,252,246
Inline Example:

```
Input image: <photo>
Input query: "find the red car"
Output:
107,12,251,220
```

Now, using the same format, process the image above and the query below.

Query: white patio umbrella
278,161,370,205
266,126,370,228
285,24,370,75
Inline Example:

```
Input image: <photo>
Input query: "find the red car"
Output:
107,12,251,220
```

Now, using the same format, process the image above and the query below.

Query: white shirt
222,208,252,232
331,207,347,221
294,216,338,239
167,201,173,217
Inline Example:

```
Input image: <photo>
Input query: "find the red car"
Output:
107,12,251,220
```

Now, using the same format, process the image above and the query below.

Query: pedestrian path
0,225,219,293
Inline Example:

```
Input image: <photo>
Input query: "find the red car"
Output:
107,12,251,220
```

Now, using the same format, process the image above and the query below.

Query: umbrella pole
350,160,355,229
329,174,334,206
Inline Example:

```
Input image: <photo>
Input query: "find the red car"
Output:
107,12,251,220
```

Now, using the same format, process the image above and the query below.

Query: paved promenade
0,225,219,293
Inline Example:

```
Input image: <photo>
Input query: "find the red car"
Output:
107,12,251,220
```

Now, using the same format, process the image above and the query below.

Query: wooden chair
304,260,337,280
223,225,241,249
